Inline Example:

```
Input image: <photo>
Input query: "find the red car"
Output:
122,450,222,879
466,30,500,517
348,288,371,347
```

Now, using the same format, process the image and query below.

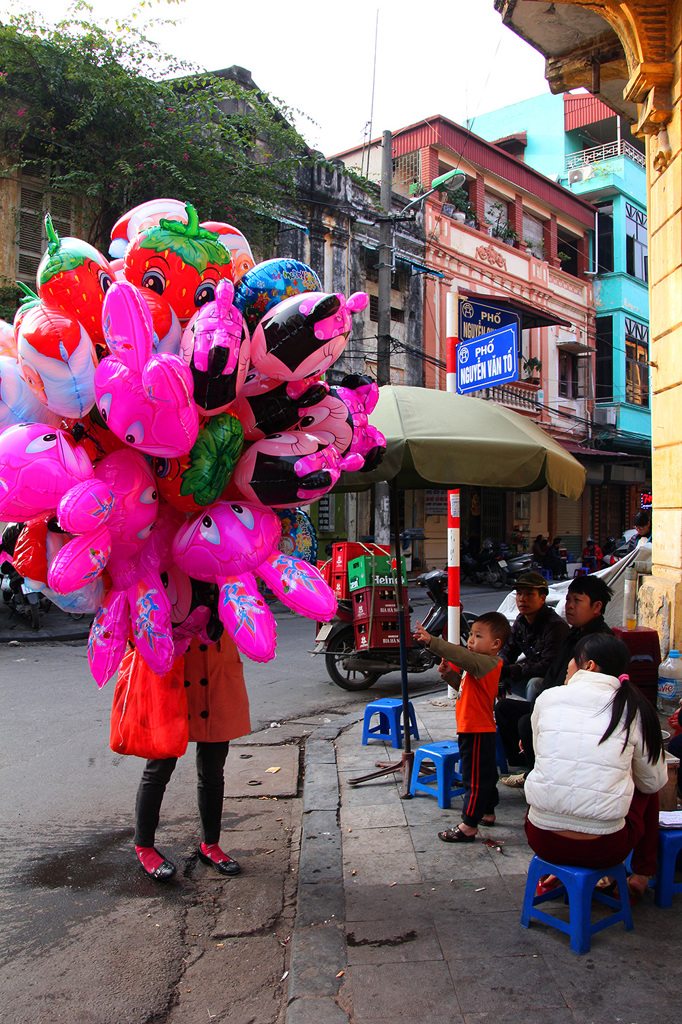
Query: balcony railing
566,140,646,170
481,380,542,411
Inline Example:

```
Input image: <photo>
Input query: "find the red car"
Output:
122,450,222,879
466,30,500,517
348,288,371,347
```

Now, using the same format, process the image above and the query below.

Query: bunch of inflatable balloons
0,198,385,685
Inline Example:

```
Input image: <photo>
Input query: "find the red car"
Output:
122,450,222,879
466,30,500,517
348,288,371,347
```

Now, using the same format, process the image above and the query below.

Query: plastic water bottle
657,650,682,712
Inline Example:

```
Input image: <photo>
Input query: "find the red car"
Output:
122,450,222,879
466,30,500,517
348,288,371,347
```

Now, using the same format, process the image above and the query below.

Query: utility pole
374,129,393,546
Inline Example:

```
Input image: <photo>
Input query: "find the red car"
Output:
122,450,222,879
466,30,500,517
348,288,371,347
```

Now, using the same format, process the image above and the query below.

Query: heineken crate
347,555,407,593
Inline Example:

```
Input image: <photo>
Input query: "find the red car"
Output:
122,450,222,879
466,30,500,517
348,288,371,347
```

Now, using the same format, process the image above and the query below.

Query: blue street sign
458,297,520,341
456,323,519,394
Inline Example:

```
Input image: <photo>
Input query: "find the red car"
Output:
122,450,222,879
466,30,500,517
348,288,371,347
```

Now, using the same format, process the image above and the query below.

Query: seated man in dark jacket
495,573,614,785
499,571,570,700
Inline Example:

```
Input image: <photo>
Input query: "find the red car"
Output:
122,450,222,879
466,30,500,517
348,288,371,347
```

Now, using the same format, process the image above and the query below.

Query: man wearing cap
498,571,569,702
496,573,614,786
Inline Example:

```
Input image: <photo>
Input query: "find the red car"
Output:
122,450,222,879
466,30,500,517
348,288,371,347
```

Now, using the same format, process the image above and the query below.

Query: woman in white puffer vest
524,633,667,903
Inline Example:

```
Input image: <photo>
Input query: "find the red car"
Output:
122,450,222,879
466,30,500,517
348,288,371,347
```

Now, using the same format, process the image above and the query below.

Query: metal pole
445,291,461,700
374,130,393,547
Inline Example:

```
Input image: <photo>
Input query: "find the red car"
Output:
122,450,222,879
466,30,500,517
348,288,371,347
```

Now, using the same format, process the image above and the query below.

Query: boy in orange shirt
414,612,511,843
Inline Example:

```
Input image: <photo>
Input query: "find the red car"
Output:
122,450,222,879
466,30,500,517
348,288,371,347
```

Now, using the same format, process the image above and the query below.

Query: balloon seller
1,198,384,879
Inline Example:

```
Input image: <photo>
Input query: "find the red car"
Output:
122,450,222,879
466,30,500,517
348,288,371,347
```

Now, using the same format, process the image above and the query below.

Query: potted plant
445,186,477,227
486,201,519,245
521,356,542,383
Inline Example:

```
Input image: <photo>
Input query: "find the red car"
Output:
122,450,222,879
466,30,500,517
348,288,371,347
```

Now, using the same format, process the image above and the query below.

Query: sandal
535,874,562,896
438,826,476,843
479,817,496,827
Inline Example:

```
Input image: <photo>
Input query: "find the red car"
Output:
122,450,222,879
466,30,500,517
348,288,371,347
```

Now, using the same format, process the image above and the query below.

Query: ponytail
599,673,663,764
574,633,663,763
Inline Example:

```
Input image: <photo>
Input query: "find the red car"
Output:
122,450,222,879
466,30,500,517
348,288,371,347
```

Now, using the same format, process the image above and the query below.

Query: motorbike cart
315,565,473,691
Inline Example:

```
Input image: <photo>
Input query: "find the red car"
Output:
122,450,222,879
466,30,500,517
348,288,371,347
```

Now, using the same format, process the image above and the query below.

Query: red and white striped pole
445,291,460,698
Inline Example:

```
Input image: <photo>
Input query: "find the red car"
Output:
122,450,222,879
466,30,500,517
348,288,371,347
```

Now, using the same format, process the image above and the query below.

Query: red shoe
536,874,562,896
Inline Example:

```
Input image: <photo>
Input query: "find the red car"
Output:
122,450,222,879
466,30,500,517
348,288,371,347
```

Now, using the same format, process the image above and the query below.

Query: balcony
566,140,645,170
480,379,542,412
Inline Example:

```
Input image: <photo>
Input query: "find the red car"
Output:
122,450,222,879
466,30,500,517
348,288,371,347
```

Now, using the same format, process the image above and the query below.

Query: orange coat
183,634,251,743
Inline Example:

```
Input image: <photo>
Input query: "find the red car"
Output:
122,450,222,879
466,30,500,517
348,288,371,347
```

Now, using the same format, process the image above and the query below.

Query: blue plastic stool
650,830,682,908
409,740,465,808
361,698,419,749
540,569,554,581
495,728,508,774
521,855,633,954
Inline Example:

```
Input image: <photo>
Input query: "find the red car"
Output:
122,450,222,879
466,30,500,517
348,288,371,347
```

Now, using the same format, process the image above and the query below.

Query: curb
0,625,91,645
285,712,363,1024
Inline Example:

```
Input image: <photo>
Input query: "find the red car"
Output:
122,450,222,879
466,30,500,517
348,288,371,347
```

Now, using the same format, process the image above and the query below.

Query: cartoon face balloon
17,302,98,419
95,281,199,457
37,214,115,346
180,280,250,414
229,431,341,507
200,222,255,283
249,291,368,382
234,259,321,334
154,412,244,515
123,202,233,323
0,423,94,520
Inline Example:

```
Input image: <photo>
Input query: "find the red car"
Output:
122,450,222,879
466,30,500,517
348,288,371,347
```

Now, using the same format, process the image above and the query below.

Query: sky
8,0,550,157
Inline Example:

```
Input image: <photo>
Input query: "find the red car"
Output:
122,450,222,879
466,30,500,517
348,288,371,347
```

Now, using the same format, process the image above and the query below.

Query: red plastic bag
668,707,682,737
110,647,189,759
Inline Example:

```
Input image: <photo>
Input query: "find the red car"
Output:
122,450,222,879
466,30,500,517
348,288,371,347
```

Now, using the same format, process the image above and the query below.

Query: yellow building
496,0,682,650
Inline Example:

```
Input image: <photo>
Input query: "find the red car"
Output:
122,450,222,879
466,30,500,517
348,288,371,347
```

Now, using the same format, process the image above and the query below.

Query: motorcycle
502,549,532,583
461,539,508,588
315,568,475,691
0,560,44,631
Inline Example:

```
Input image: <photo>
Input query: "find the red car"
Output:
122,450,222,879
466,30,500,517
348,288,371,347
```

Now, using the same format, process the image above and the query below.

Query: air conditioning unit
594,406,618,426
568,165,593,185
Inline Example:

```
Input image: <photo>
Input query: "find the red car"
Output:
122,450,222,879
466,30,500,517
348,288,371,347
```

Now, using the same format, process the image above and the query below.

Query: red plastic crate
351,586,399,620
612,626,661,709
317,559,331,584
331,572,349,599
354,611,412,650
331,542,390,574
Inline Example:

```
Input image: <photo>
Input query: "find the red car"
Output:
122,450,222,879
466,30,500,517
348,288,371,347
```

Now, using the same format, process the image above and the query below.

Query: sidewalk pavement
286,696,681,1024
0,597,91,644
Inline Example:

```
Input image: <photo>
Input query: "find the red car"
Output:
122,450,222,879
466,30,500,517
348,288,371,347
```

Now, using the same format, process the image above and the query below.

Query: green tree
0,1,308,252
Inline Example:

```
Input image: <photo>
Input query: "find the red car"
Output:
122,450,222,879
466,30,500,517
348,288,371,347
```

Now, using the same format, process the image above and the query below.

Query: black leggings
134,741,230,848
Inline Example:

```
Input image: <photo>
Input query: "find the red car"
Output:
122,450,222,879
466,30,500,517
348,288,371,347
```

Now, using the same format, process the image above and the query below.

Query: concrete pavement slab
340,803,407,830
349,961,465,1023
448,954,566,1012
464,1010,577,1024
343,825,420,885
434,907,544,959
224,742,300,797
302,760,339,812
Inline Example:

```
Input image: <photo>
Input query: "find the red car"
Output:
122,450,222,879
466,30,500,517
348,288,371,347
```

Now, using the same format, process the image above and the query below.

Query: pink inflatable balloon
229,431,342,508
95,281,199,456
0,423,94,520
171,500,336,662
249,291,368,382
87,450,175,686
180,279,250,414
294,374,386,473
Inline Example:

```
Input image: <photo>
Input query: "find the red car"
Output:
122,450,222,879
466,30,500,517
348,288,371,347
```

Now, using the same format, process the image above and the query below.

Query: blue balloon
234,259,321,334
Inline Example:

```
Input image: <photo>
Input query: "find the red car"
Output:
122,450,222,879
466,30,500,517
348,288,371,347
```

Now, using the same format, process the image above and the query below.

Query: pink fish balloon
172,500,336,662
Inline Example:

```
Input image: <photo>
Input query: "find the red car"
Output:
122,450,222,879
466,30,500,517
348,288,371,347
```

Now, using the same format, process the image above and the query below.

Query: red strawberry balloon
36,214,115,347
123,202,233,324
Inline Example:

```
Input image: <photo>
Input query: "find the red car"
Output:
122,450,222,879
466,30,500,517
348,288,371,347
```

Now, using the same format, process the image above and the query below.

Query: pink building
335,116,598,563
